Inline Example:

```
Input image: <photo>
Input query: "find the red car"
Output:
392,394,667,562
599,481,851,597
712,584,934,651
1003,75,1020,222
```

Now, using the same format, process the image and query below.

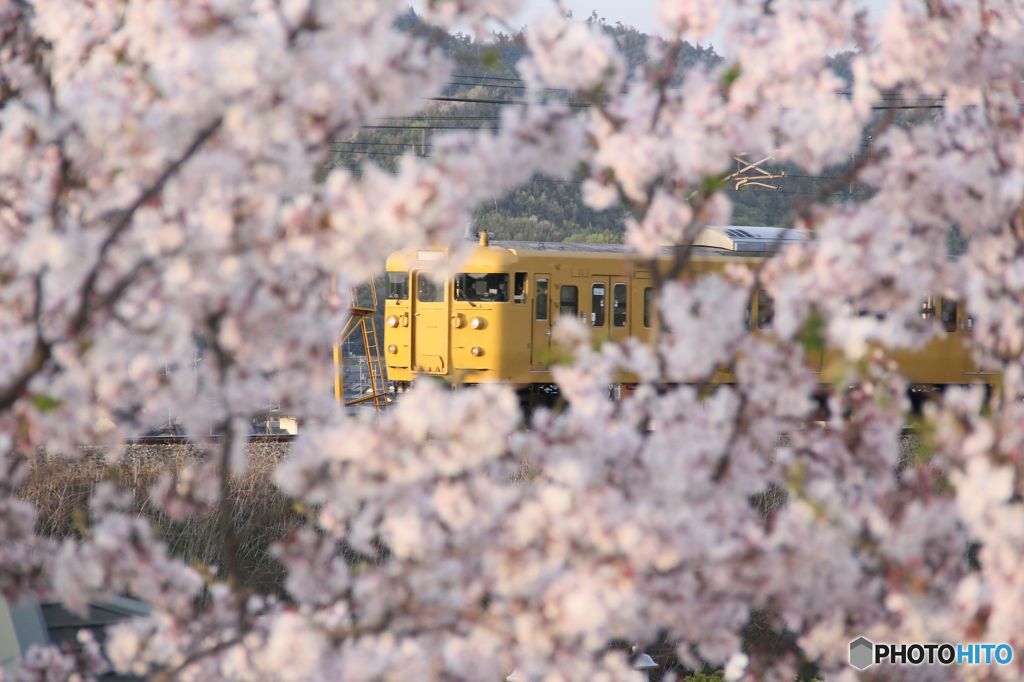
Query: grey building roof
1,597,147,680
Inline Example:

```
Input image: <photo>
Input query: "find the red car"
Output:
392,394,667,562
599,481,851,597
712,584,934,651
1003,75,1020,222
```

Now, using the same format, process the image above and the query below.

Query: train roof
494,226,804,256
385,226,805,269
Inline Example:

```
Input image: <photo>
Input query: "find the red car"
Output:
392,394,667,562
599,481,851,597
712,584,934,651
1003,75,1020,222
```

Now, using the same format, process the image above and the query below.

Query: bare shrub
18,442,301,594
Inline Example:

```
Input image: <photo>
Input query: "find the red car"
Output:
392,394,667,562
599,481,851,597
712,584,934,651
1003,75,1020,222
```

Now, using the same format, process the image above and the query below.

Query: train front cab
383,246,528,385
384,244,670,396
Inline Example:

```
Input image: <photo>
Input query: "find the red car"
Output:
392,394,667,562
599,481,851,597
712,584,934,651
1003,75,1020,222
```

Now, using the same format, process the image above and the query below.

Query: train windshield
454,273,509,303
386,272,409,300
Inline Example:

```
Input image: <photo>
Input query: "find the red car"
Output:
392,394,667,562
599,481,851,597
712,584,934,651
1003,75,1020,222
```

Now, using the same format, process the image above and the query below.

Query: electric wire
331,78,963,188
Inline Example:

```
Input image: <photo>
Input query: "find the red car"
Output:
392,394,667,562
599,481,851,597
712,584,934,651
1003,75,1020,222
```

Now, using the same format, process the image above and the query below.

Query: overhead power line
454,74,946,101
449,75,951,105
328,150,854,195
872,104,944,110
381,115,502,121
447,80,569,93
333,78,961,186
427,93,950,111
428,95,589,108
359,124,499,131
451,72,528,82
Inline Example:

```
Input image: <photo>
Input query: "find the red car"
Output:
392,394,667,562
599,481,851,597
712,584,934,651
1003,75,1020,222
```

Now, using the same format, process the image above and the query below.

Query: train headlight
387,344,398,354
470,317,485,330
386,315,399,328
451,314,464,328
470,346,484,357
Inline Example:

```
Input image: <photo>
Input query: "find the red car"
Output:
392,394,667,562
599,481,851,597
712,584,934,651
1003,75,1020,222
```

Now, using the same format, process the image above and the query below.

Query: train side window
940,298,958,332
535,279,549,320
757,290,774,329
454,273,508,302
417,275,443,302
386,272,409,301
854,306,886,321
643,287,653,328
514,272,527,303
559,285,578,317
920,298,936,319
591,283,606,326
613,283,627,327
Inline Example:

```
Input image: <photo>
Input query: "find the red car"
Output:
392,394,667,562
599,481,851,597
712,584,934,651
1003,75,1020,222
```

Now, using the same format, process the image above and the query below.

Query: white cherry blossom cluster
0,437,54,601
519,11,626,96
3,0,1024,680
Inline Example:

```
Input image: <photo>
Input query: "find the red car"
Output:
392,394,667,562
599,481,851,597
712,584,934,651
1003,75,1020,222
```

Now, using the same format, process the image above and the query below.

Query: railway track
127,433,297,445
128,425,920,446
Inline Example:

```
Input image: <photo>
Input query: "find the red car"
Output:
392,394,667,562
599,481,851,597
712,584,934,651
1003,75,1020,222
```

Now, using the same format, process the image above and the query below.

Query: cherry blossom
2,0,1024,679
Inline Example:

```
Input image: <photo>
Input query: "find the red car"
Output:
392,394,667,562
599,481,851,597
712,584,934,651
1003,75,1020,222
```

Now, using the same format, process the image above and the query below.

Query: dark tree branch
0,118,222,414
0,271,51,411
648,32,684,132
71,116,223,333
153,632,246,682
216,418,246,593
202,311,251,630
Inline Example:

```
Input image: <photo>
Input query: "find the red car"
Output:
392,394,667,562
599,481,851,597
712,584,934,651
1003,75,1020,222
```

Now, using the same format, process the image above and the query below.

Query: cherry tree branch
0,271,52,412
71,116,223,332
0,117,223,414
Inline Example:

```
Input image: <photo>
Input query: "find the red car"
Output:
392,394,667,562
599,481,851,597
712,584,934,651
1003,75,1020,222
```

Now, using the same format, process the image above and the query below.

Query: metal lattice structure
725,154,786,190
334,281,389,413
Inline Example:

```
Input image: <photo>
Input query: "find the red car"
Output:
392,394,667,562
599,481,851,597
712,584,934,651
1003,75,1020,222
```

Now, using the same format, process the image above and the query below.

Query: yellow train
383,227,994,408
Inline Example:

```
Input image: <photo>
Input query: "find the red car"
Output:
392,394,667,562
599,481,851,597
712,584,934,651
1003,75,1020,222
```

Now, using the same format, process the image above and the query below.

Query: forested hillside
328,12,864,243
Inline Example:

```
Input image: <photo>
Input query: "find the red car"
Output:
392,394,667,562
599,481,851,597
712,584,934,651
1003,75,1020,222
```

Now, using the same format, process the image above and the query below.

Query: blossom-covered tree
2,0,1024,680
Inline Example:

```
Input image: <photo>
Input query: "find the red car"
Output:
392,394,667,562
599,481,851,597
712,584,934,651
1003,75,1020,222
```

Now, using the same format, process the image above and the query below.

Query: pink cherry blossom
2,0,1024,679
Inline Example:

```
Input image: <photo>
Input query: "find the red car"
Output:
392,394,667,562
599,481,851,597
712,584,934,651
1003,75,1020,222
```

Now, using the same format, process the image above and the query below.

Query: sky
521,0,663,35
519,0,892,52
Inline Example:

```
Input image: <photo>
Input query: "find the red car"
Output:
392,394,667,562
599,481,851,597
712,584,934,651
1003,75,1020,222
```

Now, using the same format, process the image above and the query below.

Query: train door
889,298,966,385
632,280,654,344
936,298,967,383
609,279,629,346
589,277,611,341
957,302,994,383
531,274,551,368
557,281,581,322
903,297,964,384
412,271,449,374
754,289,823,373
